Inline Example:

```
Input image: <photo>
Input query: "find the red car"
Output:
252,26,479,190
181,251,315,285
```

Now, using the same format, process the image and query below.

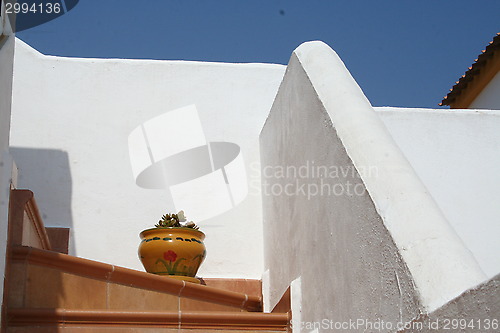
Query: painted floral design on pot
163,250,177,262
156,250,184,275
153,248,206,277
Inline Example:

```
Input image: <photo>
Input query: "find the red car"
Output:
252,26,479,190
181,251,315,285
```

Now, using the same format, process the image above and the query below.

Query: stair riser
7,261,245,312
7,309,289,332
7,328,286,333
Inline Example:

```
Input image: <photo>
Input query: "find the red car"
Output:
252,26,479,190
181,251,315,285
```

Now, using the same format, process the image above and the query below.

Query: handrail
7,189,51,250
11,245,262,312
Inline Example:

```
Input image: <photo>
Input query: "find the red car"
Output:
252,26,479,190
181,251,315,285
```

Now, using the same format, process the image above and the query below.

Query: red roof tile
440,33,500,108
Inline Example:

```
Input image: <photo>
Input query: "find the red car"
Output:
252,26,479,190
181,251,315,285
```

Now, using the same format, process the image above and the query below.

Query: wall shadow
9,147,75,254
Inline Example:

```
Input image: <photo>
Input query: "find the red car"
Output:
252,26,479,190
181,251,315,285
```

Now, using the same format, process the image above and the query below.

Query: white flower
184,221,196,228
177,210,186,222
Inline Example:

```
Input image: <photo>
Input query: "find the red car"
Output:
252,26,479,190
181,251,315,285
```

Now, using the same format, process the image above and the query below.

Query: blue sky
16,0,500,108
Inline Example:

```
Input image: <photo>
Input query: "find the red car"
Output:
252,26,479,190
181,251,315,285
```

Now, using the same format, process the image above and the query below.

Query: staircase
1,190,290,332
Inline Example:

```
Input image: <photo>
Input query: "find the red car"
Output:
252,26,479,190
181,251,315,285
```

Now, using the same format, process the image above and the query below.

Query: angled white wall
408,273,499,332
260,41,487,329
9,39,285,278
377,107,500,279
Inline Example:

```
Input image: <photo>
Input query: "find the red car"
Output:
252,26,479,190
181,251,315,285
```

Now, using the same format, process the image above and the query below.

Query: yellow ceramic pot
138,227,206,283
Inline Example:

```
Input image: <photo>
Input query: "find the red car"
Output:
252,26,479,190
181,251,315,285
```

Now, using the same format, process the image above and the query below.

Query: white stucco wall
469,71,500,109
0,34,15,323
9,39,285,278
260,41,487,330
260,42,421,330
409,273,499,332
376,107,500,279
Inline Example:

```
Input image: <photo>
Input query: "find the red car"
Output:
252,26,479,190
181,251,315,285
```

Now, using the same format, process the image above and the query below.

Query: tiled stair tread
7,308,289,330
11,245,262,312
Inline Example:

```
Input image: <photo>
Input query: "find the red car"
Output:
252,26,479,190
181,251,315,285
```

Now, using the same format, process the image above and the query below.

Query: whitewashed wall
469,71,500,109
0,34,15,323
410,273,499,332
377,107,500,279
260,41,487,331
9,39,285,278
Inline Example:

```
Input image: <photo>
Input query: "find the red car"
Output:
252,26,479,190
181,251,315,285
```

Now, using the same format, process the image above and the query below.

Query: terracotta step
7,245,262,312
3,190,288,332
6,309,289,332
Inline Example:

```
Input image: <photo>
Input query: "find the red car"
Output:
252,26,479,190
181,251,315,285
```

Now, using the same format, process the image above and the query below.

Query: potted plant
138,210,206,284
